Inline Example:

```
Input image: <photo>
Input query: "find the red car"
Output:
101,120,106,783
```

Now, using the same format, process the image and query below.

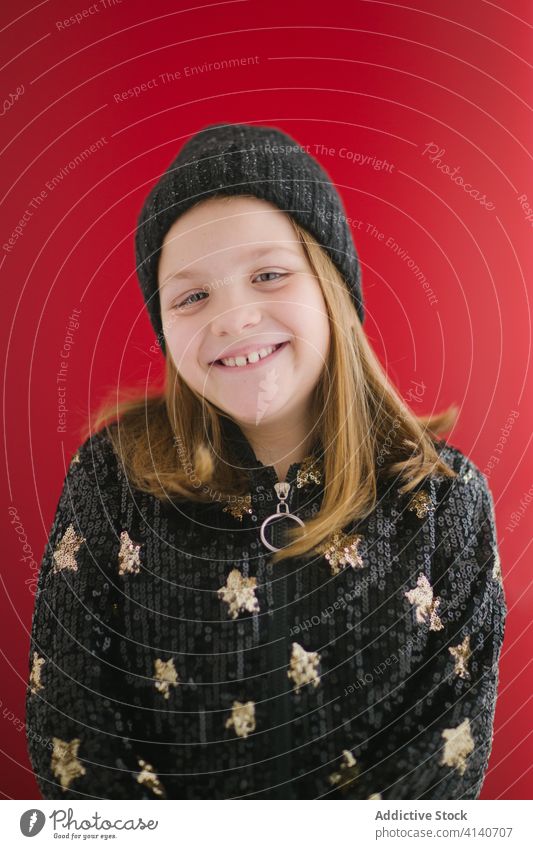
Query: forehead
160,196,299,253
158,195,304,280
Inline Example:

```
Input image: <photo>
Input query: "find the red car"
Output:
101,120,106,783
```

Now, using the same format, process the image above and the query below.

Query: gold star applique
153,658,179,699
217,568,259,619
136,759,165,796
328,749,360,791
287,642,321,694
449,635,472,679
223,493,253,521
29,652,45,695
70,451,80,465
404,573,444,631
408,489,434,519
51,737,86,790
118,530,142,576
296,455,323,488
316,530,364,576
440,718,475,775
225,700,256,738
492,549,503,585
52,524,86,573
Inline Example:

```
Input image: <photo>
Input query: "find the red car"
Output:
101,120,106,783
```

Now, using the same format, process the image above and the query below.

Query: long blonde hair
85,212,458,565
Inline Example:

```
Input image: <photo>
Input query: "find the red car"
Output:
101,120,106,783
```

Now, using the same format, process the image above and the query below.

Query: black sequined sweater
26,422,507,800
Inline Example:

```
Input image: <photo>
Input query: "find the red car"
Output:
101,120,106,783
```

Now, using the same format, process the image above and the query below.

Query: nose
209,283,263,337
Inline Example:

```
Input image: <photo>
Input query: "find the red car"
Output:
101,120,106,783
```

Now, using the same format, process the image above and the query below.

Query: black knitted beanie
135,122,364,355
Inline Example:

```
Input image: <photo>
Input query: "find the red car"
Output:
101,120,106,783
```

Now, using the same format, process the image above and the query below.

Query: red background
1,0,531,799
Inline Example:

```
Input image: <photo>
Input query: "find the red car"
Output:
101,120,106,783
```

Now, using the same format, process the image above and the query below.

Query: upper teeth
219,344,280,367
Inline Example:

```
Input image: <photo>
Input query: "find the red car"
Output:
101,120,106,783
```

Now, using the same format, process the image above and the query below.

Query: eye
171,271,287,311
254,271,287,283
173,290,208,310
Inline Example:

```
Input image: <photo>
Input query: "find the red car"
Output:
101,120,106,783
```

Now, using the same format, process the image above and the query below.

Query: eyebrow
159,244,303,288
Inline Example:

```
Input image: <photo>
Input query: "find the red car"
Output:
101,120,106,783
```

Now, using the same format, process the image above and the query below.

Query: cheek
291,319,330,376
163,323,199,372
292,278,329,330
161,302,178,325
301,303,330,359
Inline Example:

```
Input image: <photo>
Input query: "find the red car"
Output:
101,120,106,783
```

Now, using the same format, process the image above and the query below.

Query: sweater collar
220,416,323,486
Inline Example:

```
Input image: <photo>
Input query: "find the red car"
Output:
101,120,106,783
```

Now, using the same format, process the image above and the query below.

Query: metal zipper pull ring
260,482,305,552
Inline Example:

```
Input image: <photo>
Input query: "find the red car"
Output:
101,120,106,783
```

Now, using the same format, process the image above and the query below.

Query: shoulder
433,437,483,477
428,440,498,569
427,443,505,625
38,428,125,589
389,438,492,522
66,425,122,496
431,438,492,511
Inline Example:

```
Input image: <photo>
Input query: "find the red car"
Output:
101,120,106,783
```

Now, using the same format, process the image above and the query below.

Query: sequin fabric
404,573,444,631
29,652,45,695
136,759,166,797
218,568,260,619
440,719,475,775
449,635,472,679
328,749,360,791
25,422,506,799
408,490,434,519
52,524,85,573
51,737,86,790
225,700,256,738
153,658,179,700
315,530,364,575
222,494,253,521
118,531,142,576
287,642,321,693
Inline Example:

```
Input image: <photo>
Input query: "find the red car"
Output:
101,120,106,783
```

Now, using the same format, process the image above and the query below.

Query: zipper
274,480,291,507
259,480,289,553
268,479,295,798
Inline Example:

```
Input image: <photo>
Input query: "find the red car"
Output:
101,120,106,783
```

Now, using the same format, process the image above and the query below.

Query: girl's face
157,195,330,429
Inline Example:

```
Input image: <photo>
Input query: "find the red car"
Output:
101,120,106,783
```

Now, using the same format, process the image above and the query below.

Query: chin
221,404,282,427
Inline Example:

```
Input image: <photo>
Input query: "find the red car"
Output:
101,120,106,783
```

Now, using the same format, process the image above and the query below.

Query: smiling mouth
211,341,289,369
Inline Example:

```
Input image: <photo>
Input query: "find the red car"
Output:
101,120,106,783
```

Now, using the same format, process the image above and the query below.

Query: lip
210,341,289,371
209,340,289,364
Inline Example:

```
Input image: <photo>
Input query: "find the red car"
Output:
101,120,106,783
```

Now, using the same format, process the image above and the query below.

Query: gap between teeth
219,343,281,367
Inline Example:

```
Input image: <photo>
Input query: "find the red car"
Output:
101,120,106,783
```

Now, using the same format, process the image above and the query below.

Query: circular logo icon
20,809,46,836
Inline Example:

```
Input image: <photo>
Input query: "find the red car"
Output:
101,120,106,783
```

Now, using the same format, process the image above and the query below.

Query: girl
26,122,506,800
